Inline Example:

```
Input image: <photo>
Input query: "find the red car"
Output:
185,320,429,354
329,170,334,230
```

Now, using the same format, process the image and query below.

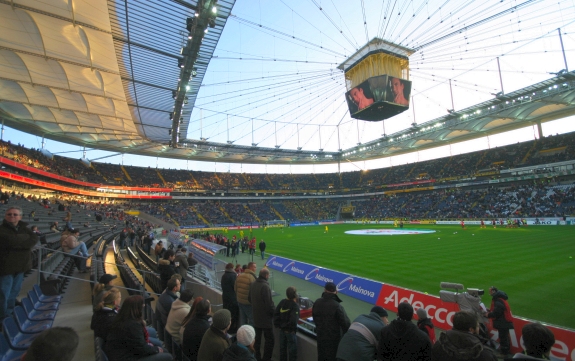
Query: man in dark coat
0,206,38,319
484,287,514,357
259,239,266,260
158,249,177,290
249,268,275,361
377,302,432,361
312,282,351,361
431,311,497,361
155,277,180,340
222,263,239,333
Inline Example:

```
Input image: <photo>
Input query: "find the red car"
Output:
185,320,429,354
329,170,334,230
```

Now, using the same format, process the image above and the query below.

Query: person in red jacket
484,287,514,357
417,308,436,344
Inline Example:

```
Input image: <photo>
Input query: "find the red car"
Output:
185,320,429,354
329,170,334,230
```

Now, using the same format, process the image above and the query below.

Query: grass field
241,223,575,329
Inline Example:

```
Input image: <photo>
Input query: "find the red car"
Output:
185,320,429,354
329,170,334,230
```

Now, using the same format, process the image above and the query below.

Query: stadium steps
404,164,417,180
474,150,488,169
270,205,285,220
155,169,167,186
121,165,133,182
191,205,210,225
244,204,260,222
90,163,109,182
264,174,273,187
242,173,252,187
521,140,538,164
189,172,201,188
214,172,223,185
219,206,234,223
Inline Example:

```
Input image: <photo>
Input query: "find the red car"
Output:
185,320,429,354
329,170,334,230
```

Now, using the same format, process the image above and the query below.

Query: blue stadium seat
1,317,38,351
0,332,26,361
27,291,59,311
13,307,52,334
33,284,62,303
20,298,56,322
94,337,109,361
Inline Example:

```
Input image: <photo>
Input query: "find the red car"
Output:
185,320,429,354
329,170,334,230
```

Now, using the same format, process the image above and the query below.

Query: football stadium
0,0,575,360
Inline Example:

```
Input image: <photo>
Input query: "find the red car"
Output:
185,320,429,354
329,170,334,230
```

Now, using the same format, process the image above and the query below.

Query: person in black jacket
222,263,239,333
0,206,38,320
312,282,351,361
377,302,431,361
274,286,299,361
431,311,496,361
249,268,275,361
104,295,172,361
484,287,514,357
507,323,555,360
222,325,257,361
180,298,212,361
91,288,121,340
158,250,177,290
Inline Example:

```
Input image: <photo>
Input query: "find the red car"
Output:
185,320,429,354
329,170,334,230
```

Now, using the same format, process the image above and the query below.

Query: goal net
265,220,287,228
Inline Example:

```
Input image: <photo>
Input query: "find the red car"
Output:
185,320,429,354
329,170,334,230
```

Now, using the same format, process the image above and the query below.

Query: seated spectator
197,309,232,361
431,311,496,361
22,326,79,361
92,274,118,311
158,250,177,290
222,324,257,361
509,323,555,360
105,295,172,361
181,298,211,361
91,288,121,340
166,289,195,345
61,229,89,265
156,277,181,336
50,221,60,232
30,225,46,244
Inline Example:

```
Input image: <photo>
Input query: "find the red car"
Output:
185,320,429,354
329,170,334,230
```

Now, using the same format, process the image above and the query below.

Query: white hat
236,325,256,346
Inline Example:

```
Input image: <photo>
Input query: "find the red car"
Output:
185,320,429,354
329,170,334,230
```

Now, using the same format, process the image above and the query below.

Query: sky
3,0,575,174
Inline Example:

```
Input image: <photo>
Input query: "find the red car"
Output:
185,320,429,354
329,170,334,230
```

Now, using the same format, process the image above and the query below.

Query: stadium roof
0,0,574,165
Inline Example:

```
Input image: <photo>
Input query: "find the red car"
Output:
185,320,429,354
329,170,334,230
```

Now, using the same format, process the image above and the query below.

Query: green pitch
243,223,575,329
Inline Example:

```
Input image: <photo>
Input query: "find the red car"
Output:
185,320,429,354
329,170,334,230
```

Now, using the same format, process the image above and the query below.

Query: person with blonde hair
92,274,118,311
91,287,121,340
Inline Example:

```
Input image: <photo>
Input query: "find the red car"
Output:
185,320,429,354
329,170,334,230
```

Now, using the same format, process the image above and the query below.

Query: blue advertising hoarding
265,255,384,304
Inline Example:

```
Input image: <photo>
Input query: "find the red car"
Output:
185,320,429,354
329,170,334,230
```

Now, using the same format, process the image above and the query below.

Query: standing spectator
509,323,555,360
484,286,514,358
222,263,239,333
223,325,257,361
0,206,38,319
128,228,136,247
49,221,60,232
274,286,300,361
166,289,195,345
143,233,153,255
174,246,190,290
158,250,177,290
259,239,266,260
249,268,275,361
235,262,257,327
336,306,389,361
119,228,127,250
155,240,165,262
431,311,496,361
377,302,431,361
312,282,351,361
249,238,256,256
181,298,211,361
417,308,436,344
197,309,232,361
105,295,172,361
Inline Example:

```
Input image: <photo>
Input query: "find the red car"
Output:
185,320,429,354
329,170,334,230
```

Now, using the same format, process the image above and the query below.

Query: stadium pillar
536,121,543,139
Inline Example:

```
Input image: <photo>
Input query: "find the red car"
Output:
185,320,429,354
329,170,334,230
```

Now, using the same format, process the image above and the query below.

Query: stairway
270,205,284,220
121,165,133,182
156,169,167,186
244,204,260,222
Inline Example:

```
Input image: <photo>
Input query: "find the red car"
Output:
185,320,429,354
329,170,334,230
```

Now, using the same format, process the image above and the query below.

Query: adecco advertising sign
265,255,383,304
267,254,575,360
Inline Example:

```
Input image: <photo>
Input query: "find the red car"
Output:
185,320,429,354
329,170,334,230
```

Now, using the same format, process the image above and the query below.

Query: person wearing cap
417,308,436,345
483,286,514,358
197,309,232,361
248,268,275,361
92,274,118,311
223,324,257,361
165,289,195,344
377,302,431,361
312,281,351,361
508,322,555,360
274,286,299,361
336,306,389,361
175,245,190,290
431,311,496,361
